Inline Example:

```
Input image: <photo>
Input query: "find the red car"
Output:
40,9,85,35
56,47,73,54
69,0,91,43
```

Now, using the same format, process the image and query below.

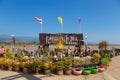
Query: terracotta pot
8,66,13,71
13,67,20,72
0,65,5,70
103,66,108,71
98,67,105,72
72,68,82,75
64,68,72,75
44,69,51,75
56,69,63,75
23,68,29,73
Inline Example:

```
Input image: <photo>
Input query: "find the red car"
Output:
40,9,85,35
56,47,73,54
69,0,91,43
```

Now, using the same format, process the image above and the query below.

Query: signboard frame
39,33,84,45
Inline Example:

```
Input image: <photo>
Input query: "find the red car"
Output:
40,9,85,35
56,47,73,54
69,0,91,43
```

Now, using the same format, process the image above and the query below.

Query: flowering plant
92,53,101,64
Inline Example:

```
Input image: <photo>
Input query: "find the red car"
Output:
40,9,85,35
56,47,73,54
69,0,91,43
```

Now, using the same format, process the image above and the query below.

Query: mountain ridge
0,35,39,42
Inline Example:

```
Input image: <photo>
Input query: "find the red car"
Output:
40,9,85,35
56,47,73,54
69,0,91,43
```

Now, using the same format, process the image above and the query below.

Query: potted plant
29,61,41,74
91,53,101,65
0,58,7,70
21,62,30,73
100,57,110,70
13,61,21,72
63,56,73,75
42,61,53,75
84,56,91,68
55,61,64,75
6,59,13,71
82,56,92,75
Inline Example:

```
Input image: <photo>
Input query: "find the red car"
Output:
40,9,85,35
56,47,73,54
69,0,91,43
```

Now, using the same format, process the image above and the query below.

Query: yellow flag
58,16,62,25
57,39,63,49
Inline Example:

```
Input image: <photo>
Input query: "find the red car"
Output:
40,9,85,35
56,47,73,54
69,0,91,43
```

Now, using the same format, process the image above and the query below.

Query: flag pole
41,23,43,33
61,24,63,33
80,23,81,33
78,16,81,33
60,24,63,40
58,16,63,38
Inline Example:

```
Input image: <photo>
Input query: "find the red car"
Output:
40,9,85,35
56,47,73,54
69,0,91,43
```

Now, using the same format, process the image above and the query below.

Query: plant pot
23,68,29,73
98,67,105,72
72,68,82,75
0,65,5,70
8,66,13,71
44,69,51,75
82,68,91,75
56,69,63,75
91,68,98,74
13,67,20,72
64,68,72,75
103,66,108,71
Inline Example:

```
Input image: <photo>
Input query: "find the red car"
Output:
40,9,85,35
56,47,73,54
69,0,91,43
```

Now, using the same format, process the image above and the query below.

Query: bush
42,61,53,70
64,56,73,68
92,53,101,64
73,56,91,67
3,49,14,59
29,61,42,74
55,61,64,70
98,41,108,51
101,57,109,66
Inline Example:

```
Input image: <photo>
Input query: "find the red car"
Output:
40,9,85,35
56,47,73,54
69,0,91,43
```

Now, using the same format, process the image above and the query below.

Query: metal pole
41,24,43,33
85,36,87,51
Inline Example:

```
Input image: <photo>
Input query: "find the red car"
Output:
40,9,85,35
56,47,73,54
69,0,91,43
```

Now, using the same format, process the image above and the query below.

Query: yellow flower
93,53,101,59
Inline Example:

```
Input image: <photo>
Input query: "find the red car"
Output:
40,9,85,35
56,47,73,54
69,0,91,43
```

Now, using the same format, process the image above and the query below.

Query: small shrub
3,49,14,59
101,57,109,66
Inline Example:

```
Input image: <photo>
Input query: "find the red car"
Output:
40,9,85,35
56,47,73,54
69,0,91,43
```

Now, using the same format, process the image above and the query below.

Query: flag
58,16,62,25
35,16,42,24
78,16,80,24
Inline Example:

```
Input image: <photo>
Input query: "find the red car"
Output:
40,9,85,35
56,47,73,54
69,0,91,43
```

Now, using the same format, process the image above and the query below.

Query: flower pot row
0,58,107,76
0,64,106,76
72,67,105,75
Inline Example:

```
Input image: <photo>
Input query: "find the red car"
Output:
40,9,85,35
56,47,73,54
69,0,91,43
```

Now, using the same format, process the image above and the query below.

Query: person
43,44,50,56
67,46,71,55
0,46,5,57
37,45,41,57
64,49,68,57
87,47,91,56
54,53,58,62
74,45,78,55
34,51,39,61
23,45,27,51
11,37,15,51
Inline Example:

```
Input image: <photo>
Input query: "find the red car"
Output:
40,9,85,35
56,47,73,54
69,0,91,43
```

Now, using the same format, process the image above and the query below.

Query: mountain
0,35,39,42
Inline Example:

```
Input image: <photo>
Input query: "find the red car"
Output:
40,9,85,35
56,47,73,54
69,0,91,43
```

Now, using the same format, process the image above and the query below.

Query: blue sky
0,0,120,44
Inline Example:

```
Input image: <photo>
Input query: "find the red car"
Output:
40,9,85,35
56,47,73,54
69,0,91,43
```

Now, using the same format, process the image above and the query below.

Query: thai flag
35,16,42,24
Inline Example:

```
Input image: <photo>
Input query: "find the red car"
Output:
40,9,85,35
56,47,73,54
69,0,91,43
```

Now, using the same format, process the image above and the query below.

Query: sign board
39,33,84,45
